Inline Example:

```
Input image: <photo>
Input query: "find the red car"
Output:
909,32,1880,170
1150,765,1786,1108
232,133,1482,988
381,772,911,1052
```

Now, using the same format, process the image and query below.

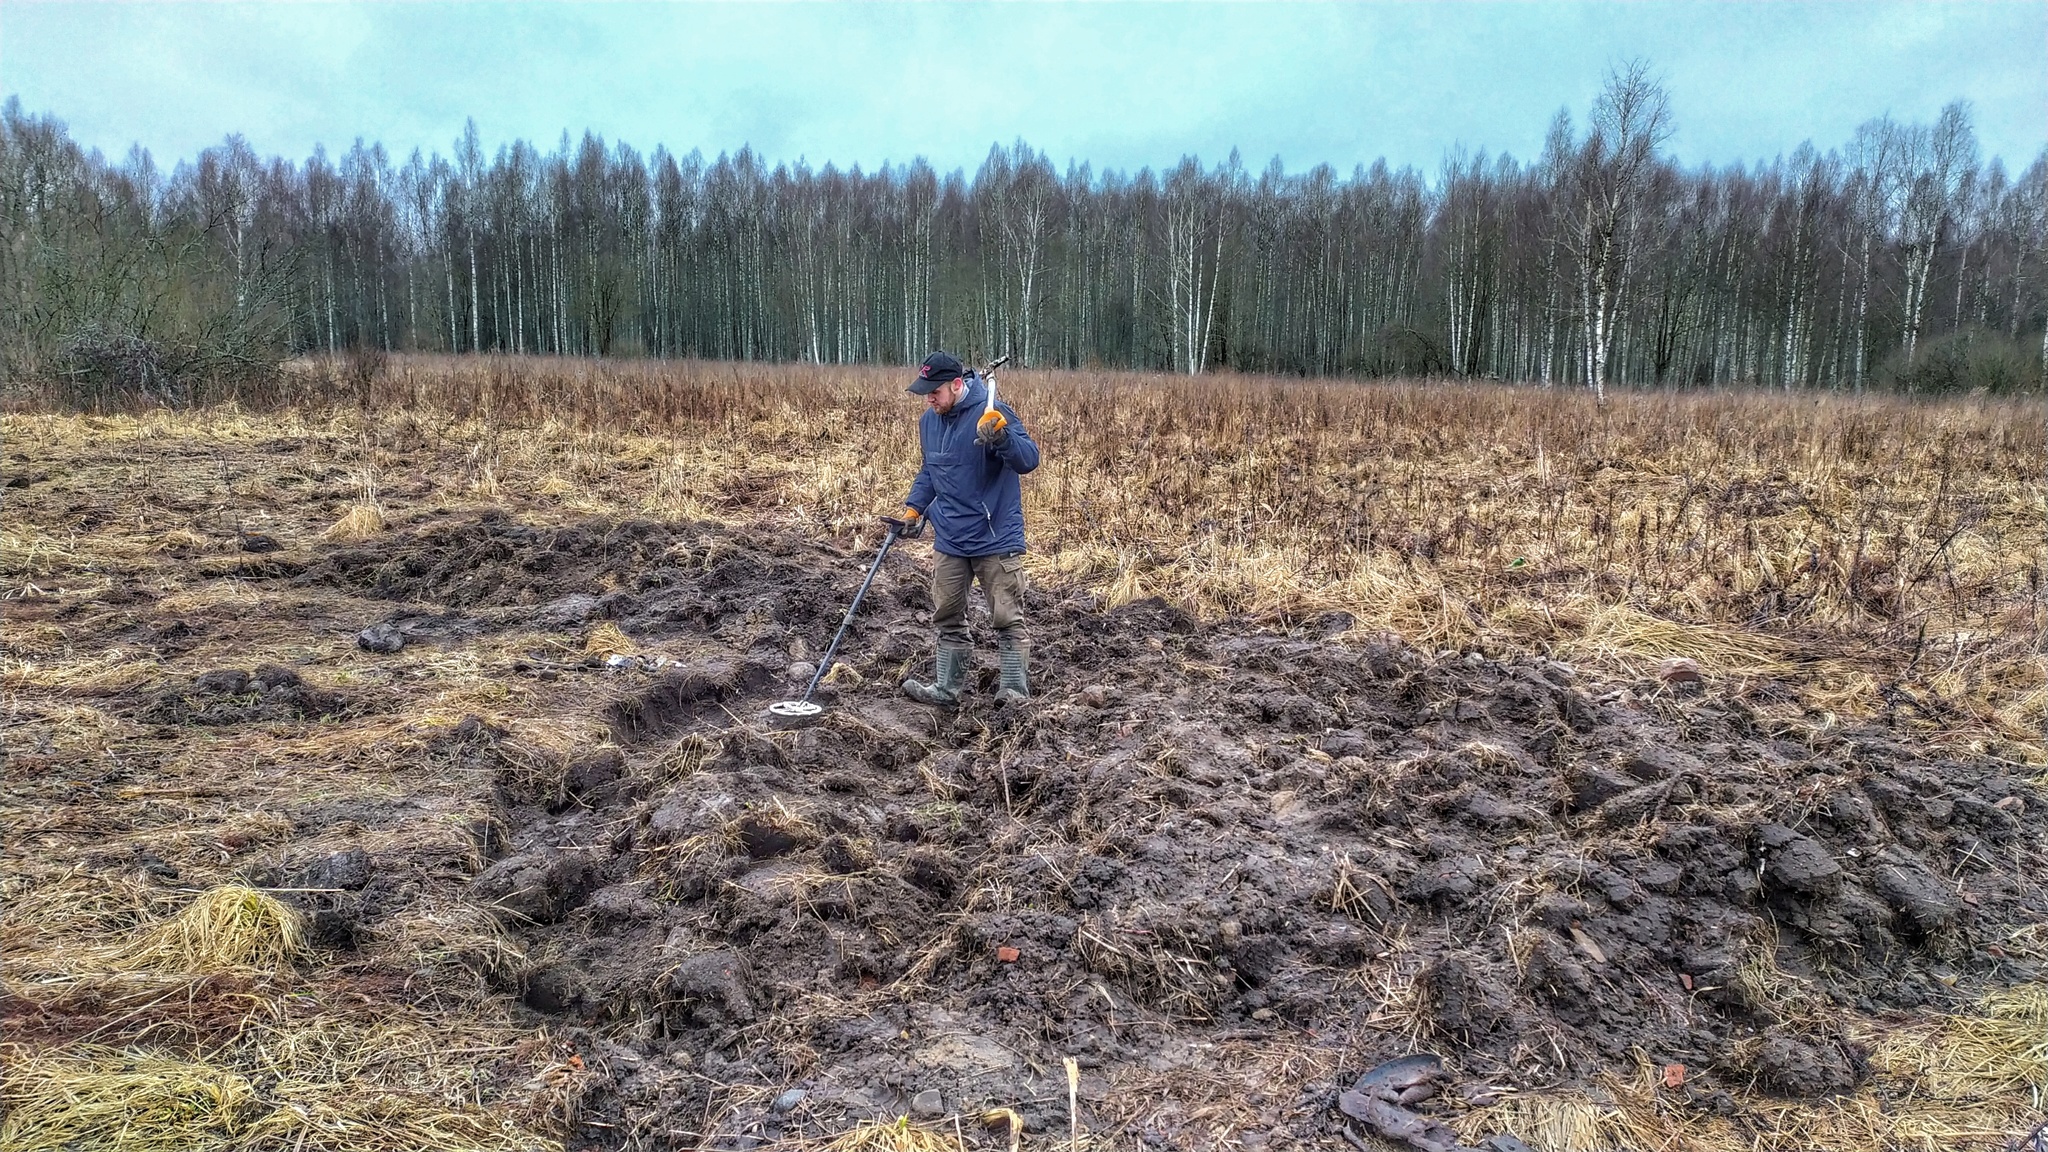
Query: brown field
3,357,2044,1152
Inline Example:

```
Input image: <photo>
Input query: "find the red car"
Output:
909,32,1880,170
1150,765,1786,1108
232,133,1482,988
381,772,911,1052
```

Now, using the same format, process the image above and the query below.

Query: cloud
3,0,2040,174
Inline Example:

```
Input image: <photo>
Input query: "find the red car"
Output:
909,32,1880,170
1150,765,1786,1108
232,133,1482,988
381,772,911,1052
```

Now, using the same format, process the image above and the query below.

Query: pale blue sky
3,1,2042,177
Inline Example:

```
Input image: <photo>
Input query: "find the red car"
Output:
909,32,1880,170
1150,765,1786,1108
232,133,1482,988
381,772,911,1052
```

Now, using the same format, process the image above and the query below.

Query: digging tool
764,517,910,728
977,354,1012,444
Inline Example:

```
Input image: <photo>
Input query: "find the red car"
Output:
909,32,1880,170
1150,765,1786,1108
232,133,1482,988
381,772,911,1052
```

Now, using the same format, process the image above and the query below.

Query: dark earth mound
136,662,357,725
287,513,2045,1148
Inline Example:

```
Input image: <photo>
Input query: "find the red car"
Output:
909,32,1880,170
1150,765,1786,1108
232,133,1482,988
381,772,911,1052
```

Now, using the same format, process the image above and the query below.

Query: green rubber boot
995,637,1031,705
903,642,969,707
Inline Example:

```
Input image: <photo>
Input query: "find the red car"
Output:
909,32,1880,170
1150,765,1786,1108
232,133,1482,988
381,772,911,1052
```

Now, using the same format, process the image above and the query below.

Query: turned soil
98,509,2037,1147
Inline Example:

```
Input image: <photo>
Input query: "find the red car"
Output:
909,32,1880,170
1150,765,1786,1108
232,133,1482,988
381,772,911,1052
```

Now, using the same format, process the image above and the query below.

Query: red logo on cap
919,366,931,376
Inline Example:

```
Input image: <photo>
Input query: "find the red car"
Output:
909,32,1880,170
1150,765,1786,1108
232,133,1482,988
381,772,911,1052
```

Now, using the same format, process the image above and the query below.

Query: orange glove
884,506,924,538
976,409,1009,446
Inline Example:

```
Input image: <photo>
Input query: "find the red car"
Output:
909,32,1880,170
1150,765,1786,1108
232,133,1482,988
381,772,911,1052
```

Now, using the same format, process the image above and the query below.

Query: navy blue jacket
905,372,1040,557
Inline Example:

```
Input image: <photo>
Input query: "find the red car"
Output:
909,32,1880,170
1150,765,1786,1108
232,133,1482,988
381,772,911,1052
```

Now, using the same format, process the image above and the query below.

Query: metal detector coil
766,699,823,721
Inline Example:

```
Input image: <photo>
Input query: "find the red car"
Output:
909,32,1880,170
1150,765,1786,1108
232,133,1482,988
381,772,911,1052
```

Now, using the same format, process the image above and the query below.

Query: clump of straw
1868,982,2048,1100
823,1116,962,1152
0,1047,256,1151
117,885,307,975
322,503,387,541
242,1086,537,1152
582,622,639,658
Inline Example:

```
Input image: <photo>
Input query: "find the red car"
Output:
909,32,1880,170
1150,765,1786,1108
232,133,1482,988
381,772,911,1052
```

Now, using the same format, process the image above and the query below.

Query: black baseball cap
907,351,965,395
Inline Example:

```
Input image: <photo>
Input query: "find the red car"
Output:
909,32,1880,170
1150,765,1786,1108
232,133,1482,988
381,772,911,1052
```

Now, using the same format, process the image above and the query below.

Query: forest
2,66,2042,401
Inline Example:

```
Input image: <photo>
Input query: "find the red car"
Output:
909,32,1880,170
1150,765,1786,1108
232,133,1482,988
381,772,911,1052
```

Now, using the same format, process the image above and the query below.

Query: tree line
3,65,2043,401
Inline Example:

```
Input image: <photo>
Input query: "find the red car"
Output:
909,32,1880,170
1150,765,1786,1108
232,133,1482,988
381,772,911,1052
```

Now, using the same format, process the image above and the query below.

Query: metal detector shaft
795,524,901,706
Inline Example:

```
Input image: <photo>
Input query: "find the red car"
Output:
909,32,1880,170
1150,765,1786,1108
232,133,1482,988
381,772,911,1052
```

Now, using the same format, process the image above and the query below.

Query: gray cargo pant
932,551,1027,648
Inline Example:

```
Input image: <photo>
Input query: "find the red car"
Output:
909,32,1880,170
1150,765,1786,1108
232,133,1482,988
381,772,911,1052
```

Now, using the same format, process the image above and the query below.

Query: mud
96,511,2048,1146
135,663,356,725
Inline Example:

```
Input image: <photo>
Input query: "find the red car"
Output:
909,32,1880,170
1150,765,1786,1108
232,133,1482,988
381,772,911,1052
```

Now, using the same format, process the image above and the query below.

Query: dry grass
0,882,556,1152
1456,986,2048,1152
113,885,308,976
819,1117,963,1152
582,621,639,658
2,357,2044,1152
37,354,2022,750
322,501,387,541
0,1026,549,1152
0,1047,260,1152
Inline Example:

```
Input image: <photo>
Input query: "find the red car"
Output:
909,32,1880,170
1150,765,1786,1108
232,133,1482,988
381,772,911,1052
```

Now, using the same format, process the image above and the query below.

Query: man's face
925,377,965,414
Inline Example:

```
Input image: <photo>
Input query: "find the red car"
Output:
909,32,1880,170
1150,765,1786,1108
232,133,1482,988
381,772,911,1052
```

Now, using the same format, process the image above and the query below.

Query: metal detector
765,516,912,726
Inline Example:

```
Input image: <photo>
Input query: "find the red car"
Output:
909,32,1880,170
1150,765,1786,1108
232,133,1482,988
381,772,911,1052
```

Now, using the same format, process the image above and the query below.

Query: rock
666,949,760,1029
910,1089,944,1117
1657,657,1703,685
1080,684,1109,708
1872,857,1963,936
771,1088,808,1114
530,594,602,629
357,622,405,654
466,848,602,923
300,846,372,890
1757,824,1843,896
1753,1030,1864,1096
238,529,282,553
192,669,250,695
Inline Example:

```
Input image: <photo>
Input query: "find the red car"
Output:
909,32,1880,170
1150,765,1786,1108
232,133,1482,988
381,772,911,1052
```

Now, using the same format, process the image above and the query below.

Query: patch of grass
322,502,387,541
0,1047,258,1152
821,1117,962,1152
115,885,308,976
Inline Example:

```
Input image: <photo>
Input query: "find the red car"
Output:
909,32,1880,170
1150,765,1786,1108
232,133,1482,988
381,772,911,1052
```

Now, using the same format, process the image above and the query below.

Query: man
891,351,1040,706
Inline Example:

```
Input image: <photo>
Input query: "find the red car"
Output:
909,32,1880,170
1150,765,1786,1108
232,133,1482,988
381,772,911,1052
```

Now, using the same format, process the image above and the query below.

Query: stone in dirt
1657,657,1704,685
1752,1030,1866,1097
298,846,372,890
1757,824,1844,895
665,949,760,1029
770,1088,807,1113
357,622,405,653
466,847,602,924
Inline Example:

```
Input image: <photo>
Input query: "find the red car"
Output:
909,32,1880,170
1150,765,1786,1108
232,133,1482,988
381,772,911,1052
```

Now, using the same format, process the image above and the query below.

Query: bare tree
1560,60,1674,403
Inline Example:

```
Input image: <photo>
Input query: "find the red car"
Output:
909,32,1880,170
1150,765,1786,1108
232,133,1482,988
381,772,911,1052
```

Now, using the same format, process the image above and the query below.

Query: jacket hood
941,372,986,418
